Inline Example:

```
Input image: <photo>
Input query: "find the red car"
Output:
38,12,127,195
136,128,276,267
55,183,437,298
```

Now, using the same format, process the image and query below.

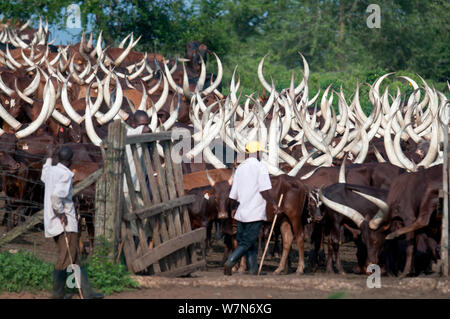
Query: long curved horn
354,126,369,164
288,150,318,176
128,54,147,80
200,52,223,96
84,94,103,146
339,156,346,183
257,54,274,94
23,69,41,96
195,53,206,93
62,79,83,124
205,169,216,187
294,52,309,95
182,61,193,98
351,190,389,230
97,74,122,125
384,113,403,167
14,78,34,104
0,73,14,96
372,145,386,163
114,33,134,66
0,100,22,130
6,44,22,68
394,123,416,171
69,55,85,85
228,167,235,185
20,19,31,31
318,189,365,228
16,80,55,138
88,77,104,116
95,30,103,58
163,59,184,95
137,81,148,111
152,73,169,113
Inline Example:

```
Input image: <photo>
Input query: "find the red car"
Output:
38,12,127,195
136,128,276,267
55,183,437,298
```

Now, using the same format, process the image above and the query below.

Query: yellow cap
245,141,268,154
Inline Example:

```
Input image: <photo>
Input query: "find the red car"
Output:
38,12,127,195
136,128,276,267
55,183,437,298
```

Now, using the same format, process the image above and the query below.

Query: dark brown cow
317,183,390,274
364,164,443,276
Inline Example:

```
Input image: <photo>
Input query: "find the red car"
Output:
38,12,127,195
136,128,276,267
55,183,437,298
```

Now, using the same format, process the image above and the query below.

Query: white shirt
229,157,272,222
124,125,146,192
41,158,78,238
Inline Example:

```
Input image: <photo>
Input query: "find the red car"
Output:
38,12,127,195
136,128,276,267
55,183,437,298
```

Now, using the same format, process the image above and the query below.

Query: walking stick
258,194,284,276
61,221,84,299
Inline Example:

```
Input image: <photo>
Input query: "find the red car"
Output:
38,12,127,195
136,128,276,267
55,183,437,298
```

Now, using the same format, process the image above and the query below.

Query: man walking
224,141,281,275
41,145,103,299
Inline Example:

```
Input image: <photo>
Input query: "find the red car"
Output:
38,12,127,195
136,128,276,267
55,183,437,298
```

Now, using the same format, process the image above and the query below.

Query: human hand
46,145,55,159
57,213,67,226
273,204,282,215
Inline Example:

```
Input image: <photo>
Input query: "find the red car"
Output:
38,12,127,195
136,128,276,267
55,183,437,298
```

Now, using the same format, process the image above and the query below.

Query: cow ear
203,190,213,200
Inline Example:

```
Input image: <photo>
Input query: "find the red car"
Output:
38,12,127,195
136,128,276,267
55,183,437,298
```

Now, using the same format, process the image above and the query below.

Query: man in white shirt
224,141,281,275
41,146,103,299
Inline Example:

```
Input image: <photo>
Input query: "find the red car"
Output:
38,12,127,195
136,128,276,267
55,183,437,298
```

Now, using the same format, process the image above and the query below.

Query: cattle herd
0,19,449,278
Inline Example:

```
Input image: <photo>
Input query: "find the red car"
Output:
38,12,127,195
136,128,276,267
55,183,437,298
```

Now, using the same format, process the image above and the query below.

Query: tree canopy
1,0,448,104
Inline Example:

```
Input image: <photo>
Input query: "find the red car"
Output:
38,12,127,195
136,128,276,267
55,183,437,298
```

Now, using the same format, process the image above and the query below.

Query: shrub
84,238,139,295
0,250,53,293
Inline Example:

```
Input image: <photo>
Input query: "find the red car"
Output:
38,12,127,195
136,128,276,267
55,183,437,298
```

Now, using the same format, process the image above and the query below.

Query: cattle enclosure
0,120,207,278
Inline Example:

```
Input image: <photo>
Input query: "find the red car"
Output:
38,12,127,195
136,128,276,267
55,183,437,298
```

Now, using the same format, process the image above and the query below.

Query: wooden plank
172,144,193,233
142,144,161,203
154,260,206,278
163,140,188,267
441,125,449,276
126,131,181,145
121,210,137,274
0,168,102,247
151,141,180,268
151,142,172,245
123,195,196,221
94,173,106,240
163,141,184,238
123,155,150,260
170,142,196,264
132,227,206,273
104,120,126,260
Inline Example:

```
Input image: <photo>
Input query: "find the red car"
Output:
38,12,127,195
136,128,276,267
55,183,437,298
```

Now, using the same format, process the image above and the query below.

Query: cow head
205,169,234,220
185,41,208,75
307,189,324,223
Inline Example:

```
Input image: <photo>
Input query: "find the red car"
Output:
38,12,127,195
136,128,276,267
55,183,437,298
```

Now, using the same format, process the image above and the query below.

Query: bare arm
260,190,282,215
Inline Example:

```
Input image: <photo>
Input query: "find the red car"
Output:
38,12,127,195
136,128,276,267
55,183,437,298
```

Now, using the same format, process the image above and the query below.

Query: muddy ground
1,208,449,299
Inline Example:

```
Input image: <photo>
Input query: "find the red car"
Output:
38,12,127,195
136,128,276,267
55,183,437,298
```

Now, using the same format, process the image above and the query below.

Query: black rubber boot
246,251,259,275
215,221,223,240
80,267,104,299
224,246,247,276
52,269,66,299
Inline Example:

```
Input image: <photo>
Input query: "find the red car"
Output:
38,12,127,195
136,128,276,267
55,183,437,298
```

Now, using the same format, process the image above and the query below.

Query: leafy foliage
0,1,448,97
0,240,139,295
0,250,53,293
84,238,139,296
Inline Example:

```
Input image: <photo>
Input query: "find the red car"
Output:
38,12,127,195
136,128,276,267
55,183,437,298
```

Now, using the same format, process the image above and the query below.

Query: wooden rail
0,168,103,248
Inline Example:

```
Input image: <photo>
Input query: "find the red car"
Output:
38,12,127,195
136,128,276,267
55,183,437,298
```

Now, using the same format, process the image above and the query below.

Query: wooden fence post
104,120,126,259
441,122,449,276
94,173,106,244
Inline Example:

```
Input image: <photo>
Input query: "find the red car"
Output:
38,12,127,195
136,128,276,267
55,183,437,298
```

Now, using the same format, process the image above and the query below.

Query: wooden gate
96,120,206,276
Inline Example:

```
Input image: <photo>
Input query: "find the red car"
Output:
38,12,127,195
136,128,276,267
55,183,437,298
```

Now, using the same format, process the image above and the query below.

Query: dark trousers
236,221,263,260
53,232,80,270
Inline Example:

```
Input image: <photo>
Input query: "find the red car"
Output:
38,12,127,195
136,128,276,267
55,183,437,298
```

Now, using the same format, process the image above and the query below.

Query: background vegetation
1,0,448,112
0,242,138,295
